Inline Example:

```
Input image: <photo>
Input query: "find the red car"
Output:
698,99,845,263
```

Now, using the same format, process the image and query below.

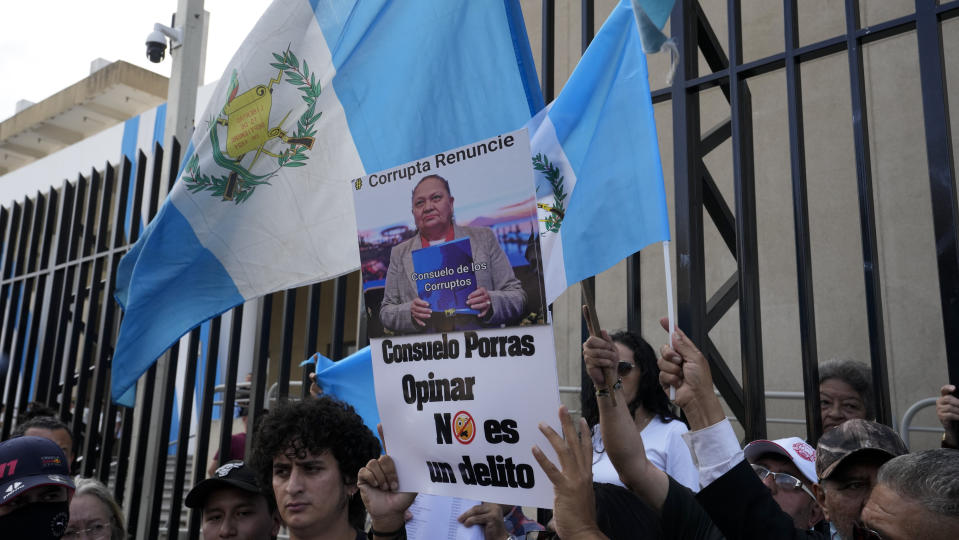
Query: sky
0,0,275,123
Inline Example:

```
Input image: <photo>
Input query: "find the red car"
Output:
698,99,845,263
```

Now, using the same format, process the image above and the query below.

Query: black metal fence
0,1,956,537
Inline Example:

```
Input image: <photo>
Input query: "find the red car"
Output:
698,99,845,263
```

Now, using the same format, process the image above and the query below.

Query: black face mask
0,501,70,539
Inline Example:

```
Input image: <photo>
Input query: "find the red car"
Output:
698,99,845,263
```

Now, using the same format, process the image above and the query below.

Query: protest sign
350,128,547,338
352,129,560,506
371,325,561,508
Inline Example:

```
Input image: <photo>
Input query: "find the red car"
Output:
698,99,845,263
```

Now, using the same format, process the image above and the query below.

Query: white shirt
592,415,701,492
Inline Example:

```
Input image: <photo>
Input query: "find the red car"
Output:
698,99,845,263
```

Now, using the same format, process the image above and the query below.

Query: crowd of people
0,319,957,539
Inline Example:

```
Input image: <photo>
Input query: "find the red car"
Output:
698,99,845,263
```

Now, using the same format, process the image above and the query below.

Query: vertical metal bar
581,0,594,53
96,399,118,485
330,277,347,359
114,156,134,247
541,0,555,103
128,152,148,244
218,305,243,467
728,0,766,441
112,407,135,503
189,316,222,536
147,142,164,221
167,137,181,193
40,180,75,404
146,342,180,540
844,0,892,425
31,184,61,404
168,328,201,537
915,1,959,387
785,0,823,443
673,0,707,348
302,283,322,398
626,254,642,333
246,295,273,460
124,363,156,533
278,289,296,400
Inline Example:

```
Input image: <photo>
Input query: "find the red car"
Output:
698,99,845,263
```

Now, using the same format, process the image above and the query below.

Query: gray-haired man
859,449,959,540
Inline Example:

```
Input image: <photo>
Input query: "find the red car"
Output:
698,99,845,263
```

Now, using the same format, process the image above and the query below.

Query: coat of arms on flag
111,0,545,405
183,47,320,203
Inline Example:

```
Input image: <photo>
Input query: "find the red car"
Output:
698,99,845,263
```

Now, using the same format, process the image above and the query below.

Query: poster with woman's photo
351,128,547,338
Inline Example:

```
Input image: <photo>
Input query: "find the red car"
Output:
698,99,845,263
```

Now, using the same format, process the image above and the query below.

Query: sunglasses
617,361,635,376
751,464,816,501
852,522,884,540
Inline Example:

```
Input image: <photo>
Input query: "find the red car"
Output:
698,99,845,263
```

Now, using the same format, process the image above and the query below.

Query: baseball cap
0,436,75,505
744,437,818,484
185,461,264,508
815,419,908,480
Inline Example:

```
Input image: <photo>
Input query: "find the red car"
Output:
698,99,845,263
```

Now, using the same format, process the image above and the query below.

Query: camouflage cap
815,419,908,480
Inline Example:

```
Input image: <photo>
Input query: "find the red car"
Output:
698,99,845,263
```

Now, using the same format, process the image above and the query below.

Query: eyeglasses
751,464,816,501
63,522,110,539
853,522,884,540
616,361,635,376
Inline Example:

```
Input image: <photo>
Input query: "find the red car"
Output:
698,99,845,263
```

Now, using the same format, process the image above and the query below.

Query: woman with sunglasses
582,330,700,491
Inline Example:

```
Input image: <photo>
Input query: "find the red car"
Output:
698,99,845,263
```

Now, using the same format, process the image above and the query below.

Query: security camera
146,30,167,63
145,23,183,64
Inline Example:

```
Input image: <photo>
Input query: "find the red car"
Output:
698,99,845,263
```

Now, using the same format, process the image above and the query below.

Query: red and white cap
744,436,818,484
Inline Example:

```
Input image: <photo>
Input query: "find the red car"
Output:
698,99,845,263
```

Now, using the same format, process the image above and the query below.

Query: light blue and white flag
304,348,381,446
530,0,670,304
112,0,543,405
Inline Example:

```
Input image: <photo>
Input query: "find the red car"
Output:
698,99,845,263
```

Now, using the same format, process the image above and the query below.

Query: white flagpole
663,240,677,400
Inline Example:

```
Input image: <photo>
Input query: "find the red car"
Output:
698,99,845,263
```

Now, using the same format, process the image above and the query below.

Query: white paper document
405,494,484,540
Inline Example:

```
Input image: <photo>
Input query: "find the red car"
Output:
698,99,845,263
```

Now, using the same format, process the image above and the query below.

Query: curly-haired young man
250,396,410,540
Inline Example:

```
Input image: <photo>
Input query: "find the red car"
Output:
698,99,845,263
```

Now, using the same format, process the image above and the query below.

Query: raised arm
655,319,725,431
582,330,670,511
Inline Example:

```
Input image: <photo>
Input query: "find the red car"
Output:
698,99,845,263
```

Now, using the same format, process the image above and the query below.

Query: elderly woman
819,358,874,432
379,174,526,334
65,477,125,540
582,330,699,491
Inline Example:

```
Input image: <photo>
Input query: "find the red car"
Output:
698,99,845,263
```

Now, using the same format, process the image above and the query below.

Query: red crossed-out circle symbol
453,411,476,444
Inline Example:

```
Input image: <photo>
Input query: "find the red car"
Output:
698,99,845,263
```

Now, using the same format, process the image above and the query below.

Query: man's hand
457,502,508,540
357,454,416,536
410,298,431,327
937,384,959,448
467,287,492,318
582,331,617,388
656,318,724,431
531,406,607,540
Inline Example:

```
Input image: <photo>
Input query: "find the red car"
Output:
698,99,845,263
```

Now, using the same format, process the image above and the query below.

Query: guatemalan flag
531,0,671,304
112,0,543,404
